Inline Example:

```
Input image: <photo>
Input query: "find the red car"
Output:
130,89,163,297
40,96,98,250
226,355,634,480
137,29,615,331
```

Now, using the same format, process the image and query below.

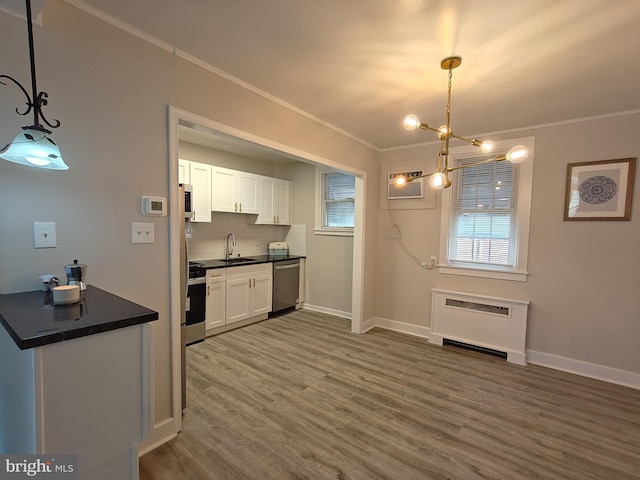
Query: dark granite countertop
193,254,305,270
0,285,159,350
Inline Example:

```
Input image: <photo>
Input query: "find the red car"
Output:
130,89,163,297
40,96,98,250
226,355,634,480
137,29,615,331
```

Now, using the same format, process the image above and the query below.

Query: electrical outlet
430,256,437,266
131,222,155,244
34,222,57,248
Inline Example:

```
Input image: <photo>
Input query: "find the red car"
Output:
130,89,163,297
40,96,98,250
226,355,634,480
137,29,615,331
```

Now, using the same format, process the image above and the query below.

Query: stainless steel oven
186,262,206,345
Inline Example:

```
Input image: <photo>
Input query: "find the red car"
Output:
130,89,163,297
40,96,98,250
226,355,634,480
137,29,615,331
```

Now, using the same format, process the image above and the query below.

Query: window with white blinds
315,169,355,235
448,158,519,267
438,136,535,282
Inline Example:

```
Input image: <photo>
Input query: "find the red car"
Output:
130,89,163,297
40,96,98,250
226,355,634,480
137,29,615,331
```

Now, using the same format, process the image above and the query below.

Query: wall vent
430,289,529,365
443,339,508,359
388,171,424,199
445,298,510,316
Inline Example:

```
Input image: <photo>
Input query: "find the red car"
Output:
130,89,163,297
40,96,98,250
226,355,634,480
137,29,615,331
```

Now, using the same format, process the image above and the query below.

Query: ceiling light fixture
0,0,68,170
395,56,527,190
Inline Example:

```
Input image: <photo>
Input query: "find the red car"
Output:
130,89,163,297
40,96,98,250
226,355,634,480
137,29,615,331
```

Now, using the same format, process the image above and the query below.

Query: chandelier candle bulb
403,114,421,130
506,145,529,163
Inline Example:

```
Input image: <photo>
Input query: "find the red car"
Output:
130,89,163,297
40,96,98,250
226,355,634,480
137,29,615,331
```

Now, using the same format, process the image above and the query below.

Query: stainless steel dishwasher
271,259,300,315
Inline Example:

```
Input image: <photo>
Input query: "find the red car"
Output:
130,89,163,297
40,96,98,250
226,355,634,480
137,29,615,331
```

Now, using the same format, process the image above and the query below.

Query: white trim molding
362,317,639,391
527,350,640,390
370,317,431,338
302,304,352,320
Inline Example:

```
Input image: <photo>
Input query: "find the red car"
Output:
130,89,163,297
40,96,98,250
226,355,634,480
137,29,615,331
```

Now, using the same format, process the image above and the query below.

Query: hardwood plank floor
139,310,640,480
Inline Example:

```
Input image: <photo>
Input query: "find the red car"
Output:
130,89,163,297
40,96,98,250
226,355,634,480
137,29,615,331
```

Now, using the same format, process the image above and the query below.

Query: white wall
377,113,640,377
0,2,379,450
286,163,354,315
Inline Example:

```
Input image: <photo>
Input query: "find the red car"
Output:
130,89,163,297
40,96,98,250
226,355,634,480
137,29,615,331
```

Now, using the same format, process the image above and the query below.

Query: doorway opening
168,106,366,432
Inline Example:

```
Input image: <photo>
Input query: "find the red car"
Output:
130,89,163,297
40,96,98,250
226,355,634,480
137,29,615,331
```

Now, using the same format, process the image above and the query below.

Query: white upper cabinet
275,180,291,225
189,161,212,223
236,171,259,214
178,159,190,185
256,177,291,225
211,167,259,214
211,166,237,212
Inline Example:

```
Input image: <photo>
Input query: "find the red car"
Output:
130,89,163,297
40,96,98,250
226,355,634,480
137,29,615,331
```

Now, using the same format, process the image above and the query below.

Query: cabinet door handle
207,285,210,295
248,279,252,288
235,202,238,212
253,278,256,287
276,216,280,224
239,203,242,212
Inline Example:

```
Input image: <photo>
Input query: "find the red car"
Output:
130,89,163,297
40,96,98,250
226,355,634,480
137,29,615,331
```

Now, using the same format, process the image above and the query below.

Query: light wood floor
139,310,640,480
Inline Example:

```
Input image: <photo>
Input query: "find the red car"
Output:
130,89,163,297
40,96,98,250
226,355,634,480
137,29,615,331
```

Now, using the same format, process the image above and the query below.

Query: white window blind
448,157,519,267
323,172,355,228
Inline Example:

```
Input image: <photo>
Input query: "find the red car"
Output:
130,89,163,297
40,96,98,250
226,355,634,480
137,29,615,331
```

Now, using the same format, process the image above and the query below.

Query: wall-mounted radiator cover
430,289,529,365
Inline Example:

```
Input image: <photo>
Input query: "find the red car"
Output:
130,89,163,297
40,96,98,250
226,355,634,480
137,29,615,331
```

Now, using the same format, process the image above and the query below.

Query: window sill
313,228,354,237
438,265,528,282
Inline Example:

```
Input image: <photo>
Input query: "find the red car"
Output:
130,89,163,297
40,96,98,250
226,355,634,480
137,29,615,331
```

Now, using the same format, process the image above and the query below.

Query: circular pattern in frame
579,175,617,204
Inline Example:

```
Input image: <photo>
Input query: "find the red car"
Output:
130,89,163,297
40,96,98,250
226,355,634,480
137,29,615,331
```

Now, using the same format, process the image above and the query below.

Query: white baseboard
138,417,178,457
527,350,640,390
366,318,639,390
302,303,352,320
370,316,431,338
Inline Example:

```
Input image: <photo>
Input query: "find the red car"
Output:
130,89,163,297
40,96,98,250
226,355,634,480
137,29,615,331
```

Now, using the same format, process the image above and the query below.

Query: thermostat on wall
141,195,167,216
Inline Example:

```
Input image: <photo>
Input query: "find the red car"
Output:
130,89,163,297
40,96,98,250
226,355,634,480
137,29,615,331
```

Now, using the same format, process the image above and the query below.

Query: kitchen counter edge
198,255,306,270
0,285,159,350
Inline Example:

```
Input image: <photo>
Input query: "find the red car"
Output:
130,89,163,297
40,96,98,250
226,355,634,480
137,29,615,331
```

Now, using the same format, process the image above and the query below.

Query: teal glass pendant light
0,0,68,170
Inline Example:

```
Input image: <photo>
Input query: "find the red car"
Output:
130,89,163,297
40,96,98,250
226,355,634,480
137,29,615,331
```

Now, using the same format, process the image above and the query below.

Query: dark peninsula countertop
0,285,159,350
193,254,306,270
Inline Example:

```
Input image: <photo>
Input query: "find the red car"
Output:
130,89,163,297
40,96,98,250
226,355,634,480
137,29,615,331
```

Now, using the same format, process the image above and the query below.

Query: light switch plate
34,222,57,248
131,222,155,244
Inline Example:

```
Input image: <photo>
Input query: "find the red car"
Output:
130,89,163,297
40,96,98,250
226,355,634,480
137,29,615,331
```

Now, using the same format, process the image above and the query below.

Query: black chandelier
395,56,527,190
0,0,68,170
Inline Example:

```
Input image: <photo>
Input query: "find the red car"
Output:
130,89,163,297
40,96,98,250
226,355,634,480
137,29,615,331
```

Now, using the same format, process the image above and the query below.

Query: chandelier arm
0,74,34,117
34,92,61,129
447,155,507,172
448,132,485,146
405,171,437,183
417,123,443,134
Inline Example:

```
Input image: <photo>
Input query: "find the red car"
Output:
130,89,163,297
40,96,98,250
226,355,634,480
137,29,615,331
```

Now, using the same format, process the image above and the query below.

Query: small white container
52,285,81,305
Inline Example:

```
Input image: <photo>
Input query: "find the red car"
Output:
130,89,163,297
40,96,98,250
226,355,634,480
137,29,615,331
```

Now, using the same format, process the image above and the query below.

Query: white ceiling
4,0,640,151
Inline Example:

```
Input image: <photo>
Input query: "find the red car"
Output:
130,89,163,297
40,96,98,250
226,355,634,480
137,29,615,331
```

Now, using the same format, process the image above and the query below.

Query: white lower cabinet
225,264,272,324
205,269,226,332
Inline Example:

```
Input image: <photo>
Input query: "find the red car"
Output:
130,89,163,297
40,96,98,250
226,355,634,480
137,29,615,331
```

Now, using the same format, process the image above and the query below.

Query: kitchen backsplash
285,224,307,256
188,213,307,260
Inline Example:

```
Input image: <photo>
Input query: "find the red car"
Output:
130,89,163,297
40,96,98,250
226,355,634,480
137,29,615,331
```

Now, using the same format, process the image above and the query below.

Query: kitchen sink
222,257,256,264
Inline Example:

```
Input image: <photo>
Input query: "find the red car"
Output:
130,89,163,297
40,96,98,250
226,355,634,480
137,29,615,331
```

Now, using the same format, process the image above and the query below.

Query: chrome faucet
225,233,236,260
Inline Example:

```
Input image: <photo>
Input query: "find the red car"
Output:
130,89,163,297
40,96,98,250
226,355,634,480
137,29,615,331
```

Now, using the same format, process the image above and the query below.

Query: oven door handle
187,277,206,286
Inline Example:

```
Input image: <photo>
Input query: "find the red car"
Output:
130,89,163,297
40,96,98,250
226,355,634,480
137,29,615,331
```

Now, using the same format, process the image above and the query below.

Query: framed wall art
564,158,636,221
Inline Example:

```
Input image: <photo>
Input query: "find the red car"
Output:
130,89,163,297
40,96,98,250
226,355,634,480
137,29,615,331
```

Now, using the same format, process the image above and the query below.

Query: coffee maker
64,259,87,291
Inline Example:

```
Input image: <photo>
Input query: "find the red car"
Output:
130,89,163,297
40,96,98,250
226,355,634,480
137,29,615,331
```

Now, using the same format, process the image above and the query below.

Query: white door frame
167,106,366,433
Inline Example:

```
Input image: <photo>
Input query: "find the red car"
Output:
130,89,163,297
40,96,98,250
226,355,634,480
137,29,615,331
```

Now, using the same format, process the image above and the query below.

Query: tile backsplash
188,213,306,260
285,224,307,256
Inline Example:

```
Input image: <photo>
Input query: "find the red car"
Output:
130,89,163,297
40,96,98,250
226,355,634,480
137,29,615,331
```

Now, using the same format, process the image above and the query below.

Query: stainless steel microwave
182,184,194,220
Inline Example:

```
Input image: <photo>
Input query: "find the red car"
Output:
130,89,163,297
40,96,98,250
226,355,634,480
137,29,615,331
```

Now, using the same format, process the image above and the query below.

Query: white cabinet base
0,324,152,480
